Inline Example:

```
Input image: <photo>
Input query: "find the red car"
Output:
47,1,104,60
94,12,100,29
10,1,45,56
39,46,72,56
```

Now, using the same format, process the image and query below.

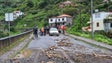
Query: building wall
104,23,109,32
65,17,72,26
104,23,112,32
57,17,67,23
92,12,110,31
109,23,112,31
49,17,72,26
57,18,63,23
91,20,104,31
93,12,108,21
89,12,112,32
49,18,56,24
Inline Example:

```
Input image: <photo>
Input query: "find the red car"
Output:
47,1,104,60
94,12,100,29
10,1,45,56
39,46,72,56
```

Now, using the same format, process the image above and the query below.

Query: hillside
0,0,112,38
0,0,111,27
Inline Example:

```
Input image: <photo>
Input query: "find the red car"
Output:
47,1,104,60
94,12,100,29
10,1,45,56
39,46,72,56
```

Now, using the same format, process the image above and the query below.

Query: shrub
0,31,8,38
27,0,34,8
105,31,112,38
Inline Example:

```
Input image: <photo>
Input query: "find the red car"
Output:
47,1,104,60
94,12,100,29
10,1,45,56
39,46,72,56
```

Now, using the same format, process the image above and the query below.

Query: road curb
66,34,112,51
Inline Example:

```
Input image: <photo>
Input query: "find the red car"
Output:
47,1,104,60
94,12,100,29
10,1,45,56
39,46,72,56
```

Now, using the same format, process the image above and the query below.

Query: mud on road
1,37,112,63
37,37,112,63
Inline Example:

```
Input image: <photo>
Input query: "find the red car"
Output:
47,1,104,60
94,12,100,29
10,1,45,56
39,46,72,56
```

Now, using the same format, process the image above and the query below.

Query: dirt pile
57,42,73,47
57,38,73,47
38,37,112,63
38,50,69,63
46,46,57,51
67,52,112,63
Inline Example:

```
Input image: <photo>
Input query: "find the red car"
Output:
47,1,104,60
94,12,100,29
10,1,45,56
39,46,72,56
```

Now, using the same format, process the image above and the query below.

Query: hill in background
0,0,112,38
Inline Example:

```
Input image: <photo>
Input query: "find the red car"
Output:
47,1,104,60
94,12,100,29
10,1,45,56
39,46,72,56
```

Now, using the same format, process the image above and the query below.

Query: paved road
27,34,112,54
1,34,111,63
28,35,57,49
26,34,112,63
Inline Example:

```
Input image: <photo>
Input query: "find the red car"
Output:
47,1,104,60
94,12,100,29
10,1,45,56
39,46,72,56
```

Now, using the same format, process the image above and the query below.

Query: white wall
93,20,104,31
93,12,108,21
57,17,67,23
49,18,56,24
59,18,63,22
92,12,109,31
49,17,72,26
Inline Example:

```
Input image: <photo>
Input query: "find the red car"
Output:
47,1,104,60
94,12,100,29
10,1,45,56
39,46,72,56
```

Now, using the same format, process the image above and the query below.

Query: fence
0,30,32,51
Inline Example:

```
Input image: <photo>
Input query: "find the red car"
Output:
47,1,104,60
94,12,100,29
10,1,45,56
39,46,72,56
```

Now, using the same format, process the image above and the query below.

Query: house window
95,13,100,18
50,19,52,21
62,18,64,21
111,23,112,27
58,19,60,21
96,22,99,27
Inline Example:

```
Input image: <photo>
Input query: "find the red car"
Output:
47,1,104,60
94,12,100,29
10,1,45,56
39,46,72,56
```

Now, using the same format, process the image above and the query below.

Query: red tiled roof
57,14,72,18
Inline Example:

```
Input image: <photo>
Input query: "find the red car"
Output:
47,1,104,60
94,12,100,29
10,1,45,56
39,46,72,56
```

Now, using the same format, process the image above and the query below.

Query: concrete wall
93,20,104,31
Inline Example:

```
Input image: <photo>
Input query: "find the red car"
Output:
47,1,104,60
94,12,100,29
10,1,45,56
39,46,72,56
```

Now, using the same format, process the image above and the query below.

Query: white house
49,14,73,26
49,17,57,26
13,11,24,20
83,12,112,32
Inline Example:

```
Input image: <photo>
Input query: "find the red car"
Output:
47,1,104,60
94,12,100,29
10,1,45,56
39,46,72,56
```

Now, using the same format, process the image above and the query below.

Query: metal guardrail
0,30,32,50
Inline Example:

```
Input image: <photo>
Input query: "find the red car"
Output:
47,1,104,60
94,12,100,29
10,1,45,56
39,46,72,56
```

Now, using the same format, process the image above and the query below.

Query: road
26,34,112,63
28,35,57,49
1,34,112,63
28,34,112,54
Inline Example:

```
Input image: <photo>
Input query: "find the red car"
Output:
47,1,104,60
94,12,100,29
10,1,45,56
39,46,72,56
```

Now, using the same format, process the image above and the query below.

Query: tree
63,7,78,16
71,14,90,31
38,1,48,9
27,0,34,8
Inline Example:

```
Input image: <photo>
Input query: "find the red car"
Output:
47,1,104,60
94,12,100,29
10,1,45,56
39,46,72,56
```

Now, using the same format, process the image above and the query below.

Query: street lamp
91,0,94,38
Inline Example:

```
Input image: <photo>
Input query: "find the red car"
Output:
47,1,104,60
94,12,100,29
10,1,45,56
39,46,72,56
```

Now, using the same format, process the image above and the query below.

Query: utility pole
91,0,94,38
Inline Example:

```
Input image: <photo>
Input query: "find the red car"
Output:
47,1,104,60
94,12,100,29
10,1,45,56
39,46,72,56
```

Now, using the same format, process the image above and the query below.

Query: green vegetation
67,30,112,45
0,0,112,44
0,31,8,38
66,0,112,45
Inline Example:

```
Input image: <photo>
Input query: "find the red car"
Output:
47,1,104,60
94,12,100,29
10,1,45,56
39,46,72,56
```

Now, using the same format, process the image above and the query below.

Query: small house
49,14,73,27
83,12,112,32
13,11,24,20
